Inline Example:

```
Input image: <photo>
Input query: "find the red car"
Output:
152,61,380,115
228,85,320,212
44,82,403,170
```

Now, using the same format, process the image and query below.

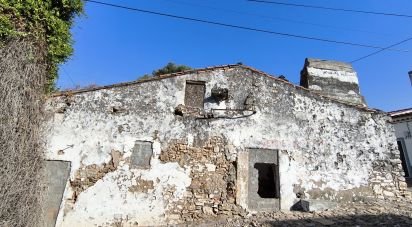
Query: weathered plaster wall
44,66,406,226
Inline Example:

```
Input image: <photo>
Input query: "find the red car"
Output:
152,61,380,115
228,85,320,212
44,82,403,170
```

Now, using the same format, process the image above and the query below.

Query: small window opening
254,163,278,198
185,81,205,108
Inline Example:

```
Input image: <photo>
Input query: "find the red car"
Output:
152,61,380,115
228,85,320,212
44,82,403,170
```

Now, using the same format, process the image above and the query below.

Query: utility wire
62,67,78,88
248,0,412,19
351,37,412,63
161,0,393,37
84,0,406,51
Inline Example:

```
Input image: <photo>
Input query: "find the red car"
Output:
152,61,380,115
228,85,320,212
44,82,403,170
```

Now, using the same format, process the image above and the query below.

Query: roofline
388,107,412,117
51,64,242,97
51,63,382,114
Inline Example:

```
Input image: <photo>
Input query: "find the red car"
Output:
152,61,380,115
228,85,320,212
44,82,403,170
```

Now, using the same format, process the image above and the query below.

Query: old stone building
390,108,412,187
43,59,408,226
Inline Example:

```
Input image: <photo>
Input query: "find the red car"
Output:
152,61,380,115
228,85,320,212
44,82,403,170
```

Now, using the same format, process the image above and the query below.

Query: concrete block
236,151,249,208
130,141,153,169
43,160,71,227
291,200,310,212
247,149,280,211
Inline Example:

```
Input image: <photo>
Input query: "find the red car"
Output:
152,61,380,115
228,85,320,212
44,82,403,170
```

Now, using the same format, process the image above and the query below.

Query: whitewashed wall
44,66,404,226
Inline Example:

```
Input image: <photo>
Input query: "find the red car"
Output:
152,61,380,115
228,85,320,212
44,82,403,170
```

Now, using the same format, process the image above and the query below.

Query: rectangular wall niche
248,149,280,211
43,160,71,227
185,81,205,108
130,141,153,169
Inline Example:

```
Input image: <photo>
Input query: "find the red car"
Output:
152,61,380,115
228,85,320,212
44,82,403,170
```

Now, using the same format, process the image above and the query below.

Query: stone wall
44,65,407,226
159,137,245,222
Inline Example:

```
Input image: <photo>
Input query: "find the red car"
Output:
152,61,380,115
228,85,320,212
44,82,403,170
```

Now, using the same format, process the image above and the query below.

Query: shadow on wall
262,214,412,226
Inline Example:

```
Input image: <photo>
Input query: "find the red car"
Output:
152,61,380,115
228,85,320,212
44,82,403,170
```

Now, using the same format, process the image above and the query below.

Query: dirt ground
184,198,412,227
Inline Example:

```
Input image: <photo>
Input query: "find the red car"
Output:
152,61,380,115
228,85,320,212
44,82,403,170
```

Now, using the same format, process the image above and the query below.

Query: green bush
0,0,83,92
152,62,192,76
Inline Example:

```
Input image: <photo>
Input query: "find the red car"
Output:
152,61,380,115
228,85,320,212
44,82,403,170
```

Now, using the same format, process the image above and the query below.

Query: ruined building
43,59,408,226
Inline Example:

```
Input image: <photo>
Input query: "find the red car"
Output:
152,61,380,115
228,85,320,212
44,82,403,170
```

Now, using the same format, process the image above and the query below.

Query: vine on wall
0,0,83,91
0,1,82,226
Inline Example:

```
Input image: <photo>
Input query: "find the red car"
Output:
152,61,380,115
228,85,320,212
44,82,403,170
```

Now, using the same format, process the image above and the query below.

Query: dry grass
0,38,47,227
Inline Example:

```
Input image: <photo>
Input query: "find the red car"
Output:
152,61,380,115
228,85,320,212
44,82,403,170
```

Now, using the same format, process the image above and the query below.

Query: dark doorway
397,139,410,178
247,149,280,211
254,163,279,198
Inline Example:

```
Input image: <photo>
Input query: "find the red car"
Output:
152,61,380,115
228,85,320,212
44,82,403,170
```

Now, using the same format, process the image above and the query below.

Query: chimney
409,71,412,86
300,58,366,106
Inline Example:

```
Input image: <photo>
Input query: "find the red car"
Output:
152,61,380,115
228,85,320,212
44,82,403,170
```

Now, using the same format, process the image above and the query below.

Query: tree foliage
0,0,83,91
139,62,192,80
152,62,192,76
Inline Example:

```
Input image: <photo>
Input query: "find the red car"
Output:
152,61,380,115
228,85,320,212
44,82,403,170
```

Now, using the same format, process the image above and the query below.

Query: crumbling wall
159,137,246,222
44,65,406,226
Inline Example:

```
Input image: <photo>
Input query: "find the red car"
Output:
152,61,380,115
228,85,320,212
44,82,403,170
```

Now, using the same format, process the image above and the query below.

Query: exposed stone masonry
128,178,154,193
160,137,247,222
370,159,410,199
69,150,120,202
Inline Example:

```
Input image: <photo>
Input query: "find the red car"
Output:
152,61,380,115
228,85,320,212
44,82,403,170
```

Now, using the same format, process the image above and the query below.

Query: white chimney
300,58,366,106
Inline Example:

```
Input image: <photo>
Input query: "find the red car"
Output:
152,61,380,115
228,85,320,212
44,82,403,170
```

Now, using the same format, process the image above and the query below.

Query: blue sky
58,0,412,111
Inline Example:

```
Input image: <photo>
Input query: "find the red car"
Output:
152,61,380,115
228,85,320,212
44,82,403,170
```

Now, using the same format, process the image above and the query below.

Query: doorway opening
254,163,279,198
